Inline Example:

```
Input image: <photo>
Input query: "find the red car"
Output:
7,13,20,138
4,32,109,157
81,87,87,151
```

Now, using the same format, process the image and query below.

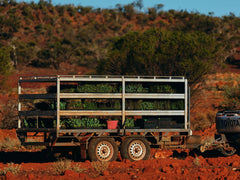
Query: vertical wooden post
184,78,188,130
18,80,21,128
122,76,126,126
56,76,60,137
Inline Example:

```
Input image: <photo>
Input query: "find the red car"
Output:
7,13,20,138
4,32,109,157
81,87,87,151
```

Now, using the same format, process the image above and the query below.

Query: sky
16,0,240,17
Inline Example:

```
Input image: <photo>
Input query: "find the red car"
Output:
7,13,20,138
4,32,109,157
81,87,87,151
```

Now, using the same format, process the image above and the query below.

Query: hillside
0,1,240,72
1,1,240,130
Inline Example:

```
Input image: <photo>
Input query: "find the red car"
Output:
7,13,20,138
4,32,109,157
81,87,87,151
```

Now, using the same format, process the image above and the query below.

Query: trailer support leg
80,144,87,160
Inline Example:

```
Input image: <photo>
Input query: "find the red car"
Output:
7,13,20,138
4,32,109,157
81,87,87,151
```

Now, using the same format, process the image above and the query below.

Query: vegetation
125,118,134,128
0,137,21,150
91,161,109,176
51,160,85,175
0,0,239,79
220,85,240,110
192,111,215,131
126,100,184,110
60,117,106,129
0,46,12,86
0,163,21,176
1,0,240,130
97,29,218,87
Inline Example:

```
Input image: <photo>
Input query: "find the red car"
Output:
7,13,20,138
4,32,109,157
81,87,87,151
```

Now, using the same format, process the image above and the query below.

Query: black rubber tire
88,138,118,162
120,137,150,161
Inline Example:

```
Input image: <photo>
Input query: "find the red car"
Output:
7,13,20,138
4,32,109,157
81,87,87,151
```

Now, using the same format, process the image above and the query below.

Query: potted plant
107,118,119,129
125,118,134,128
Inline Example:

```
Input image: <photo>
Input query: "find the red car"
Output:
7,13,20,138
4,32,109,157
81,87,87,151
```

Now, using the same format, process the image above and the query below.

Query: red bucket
107,120,118,129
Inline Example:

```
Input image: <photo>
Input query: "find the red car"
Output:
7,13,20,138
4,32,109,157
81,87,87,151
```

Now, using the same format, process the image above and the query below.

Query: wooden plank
59,129,122,133
58,110,184,116
19,94,56,99
59,93,184,99
60,93,121,99
17,128,56,132
19,111,57,116
125,94,184,99
59,110,122,116
19,78,57,82
125,110,185,116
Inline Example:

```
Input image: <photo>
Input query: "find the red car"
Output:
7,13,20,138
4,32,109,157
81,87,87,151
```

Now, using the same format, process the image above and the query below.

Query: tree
97,29,218,87
123,4,135,20
135,0,143,11
0,46,12,86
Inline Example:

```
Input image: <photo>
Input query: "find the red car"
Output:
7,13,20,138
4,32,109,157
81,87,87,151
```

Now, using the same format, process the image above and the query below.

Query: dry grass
51,159,85,175
193,156,200,166
91,161,109,175
0,163,21,176
51,159,72,175
192,112,212,131
72,163,85,173
0,137,21,151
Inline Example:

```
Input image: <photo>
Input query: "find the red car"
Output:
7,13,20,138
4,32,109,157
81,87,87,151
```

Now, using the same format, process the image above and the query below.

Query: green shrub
125,83,148,93
140,102,154,110
125,118,134,127
61,118,105,129
83,101,98,110
126,100,184,110
76,83,118,93
219,85,240,110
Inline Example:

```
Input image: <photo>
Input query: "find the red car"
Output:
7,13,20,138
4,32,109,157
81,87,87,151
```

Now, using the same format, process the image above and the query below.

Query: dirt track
0,149,240,179
0,129,240,179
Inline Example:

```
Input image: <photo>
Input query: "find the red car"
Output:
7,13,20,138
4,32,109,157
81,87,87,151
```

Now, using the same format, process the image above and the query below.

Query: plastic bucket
107,120,118,129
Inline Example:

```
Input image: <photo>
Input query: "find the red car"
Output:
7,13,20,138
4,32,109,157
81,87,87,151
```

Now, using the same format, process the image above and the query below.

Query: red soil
0,127,239,180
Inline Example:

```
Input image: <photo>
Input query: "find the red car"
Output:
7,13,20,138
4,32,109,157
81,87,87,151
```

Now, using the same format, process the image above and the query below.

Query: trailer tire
120,137,150,161
88,138,118,162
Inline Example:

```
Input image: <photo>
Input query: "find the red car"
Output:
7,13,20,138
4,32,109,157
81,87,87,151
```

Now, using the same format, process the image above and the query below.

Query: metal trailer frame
17,75,192,149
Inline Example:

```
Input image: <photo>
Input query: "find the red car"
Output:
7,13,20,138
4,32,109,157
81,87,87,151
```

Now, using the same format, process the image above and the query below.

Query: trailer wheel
217,144,236,157
120,137,150,161
88,138,118,162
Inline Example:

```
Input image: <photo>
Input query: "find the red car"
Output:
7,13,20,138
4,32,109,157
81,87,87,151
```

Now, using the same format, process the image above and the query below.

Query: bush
0,47,12,83
91,161,109,176
52,160,71,175
0,137,21,150
192,112,212,131
0,163,21,176
0,98,18,129
219,85,240,110
51,160,84,175
97,29,217,88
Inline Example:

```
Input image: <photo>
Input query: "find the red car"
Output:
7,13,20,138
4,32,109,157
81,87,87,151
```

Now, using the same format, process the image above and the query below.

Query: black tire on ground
120,137,150,161
88,138,118,162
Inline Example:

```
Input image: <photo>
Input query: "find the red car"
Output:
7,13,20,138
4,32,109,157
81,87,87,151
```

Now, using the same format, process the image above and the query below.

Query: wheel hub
130,143,143,158
96,141,113,160
128,140,146,160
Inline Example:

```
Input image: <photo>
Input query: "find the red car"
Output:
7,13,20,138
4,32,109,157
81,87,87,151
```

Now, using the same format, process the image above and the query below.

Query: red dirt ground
1,65,240,179
0,127,240,180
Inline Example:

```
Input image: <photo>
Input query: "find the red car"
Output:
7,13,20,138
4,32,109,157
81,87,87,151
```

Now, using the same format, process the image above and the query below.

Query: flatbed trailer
17,75,203,161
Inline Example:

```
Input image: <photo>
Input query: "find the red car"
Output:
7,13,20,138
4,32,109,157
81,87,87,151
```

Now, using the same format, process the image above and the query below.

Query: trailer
17,75,202,161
